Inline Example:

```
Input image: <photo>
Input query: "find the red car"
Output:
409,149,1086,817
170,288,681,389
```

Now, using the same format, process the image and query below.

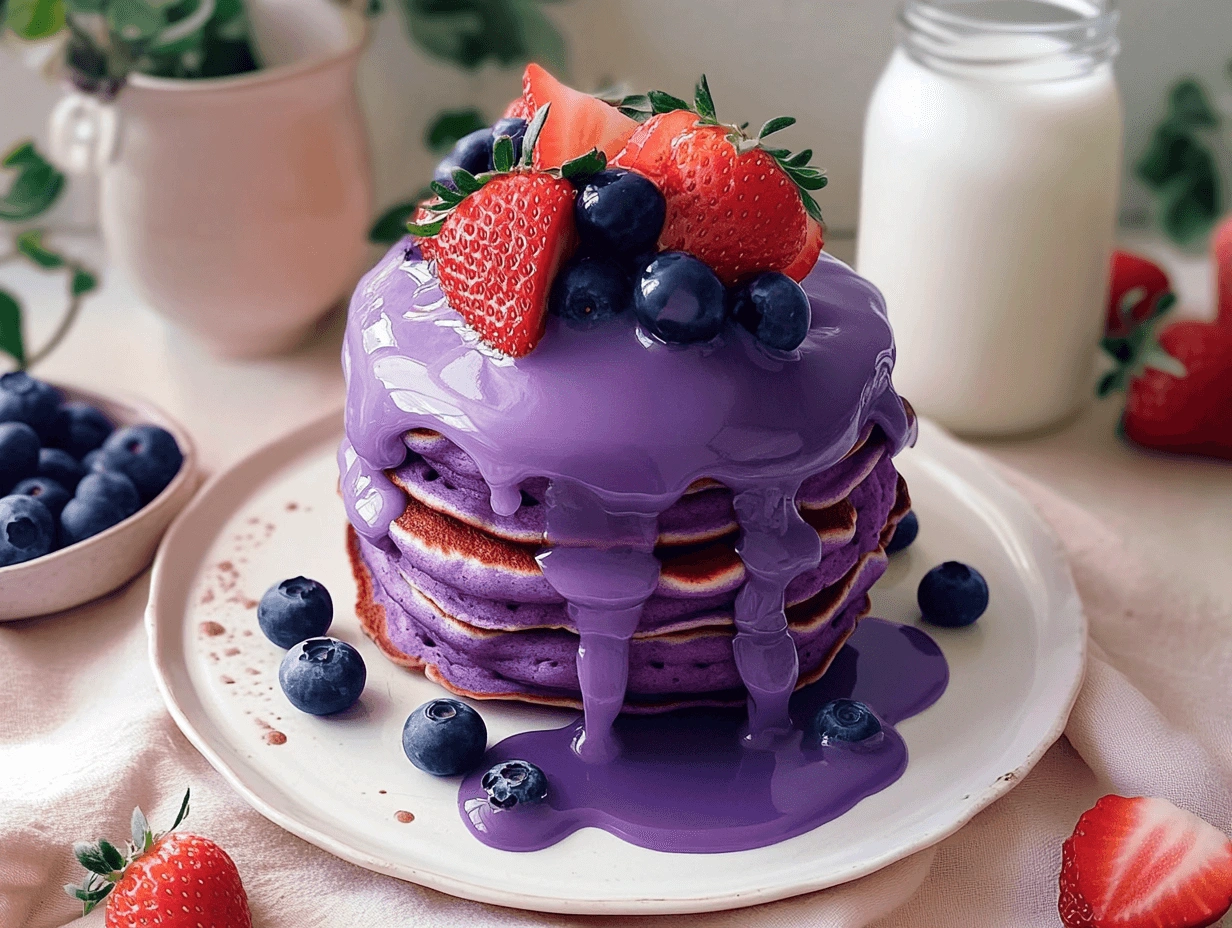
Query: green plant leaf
4,0,65,39
97,839,125,871
70,266,98,295
72,841,112,876
1167,79,1219,129
169,788,191,832
509,0,567,75
425,108,488,153
559,147,606,180
647,89,690,115
407,216,445,237
784,149,812,168
801,191,823,223
399,0,530,71
520,101,550,167
370,201,420,244
0,140,65,223
0,290,22,367
429,180,464,204
759,116,795,139
16,229,65,268
693,74,716,122
105,0,164,45
451,167,483,194
131,806,151,851
492,134,515,172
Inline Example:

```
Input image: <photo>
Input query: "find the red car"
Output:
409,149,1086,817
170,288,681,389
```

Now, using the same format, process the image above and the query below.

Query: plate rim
146,410,1086,915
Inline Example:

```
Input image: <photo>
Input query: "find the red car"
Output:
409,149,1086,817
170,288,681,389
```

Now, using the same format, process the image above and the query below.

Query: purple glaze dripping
340,241,914,744
459,618,948,853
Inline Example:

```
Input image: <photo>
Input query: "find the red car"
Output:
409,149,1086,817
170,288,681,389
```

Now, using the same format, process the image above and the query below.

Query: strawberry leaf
408,217,446,236
492,135,515,173
801,191,824,223
429,181,465,205
73,841,114,876
560,147,606,180
98,839,126,871
169,788,191,832
785,149,813,168
759,116,796,139
615,93,651,122
648,90,690,115
451,168,484,195
694,75,717,122
521,102,551,168
131,806,152,851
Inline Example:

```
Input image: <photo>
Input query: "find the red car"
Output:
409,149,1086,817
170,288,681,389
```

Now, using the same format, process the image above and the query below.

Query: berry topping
433,127,494,189
402,697,488,777
490,116,528,166
918,561,988,627
811,698,883,745
65,788,252,926
521,64,638,169
1059,795,1232,928
60,471,141,545
633,251,726,344
0,420,39,495
0,494,55,566
258,576,334,648
482,759,548,809
0,371,61,436
780,216,825,282
574,168,666,256
38,446,86,491
611,108,702,185
885,509,919,555
502,93,533,121
92,424,183,503
13,475,71,520
278,637,367,715
48,401,113,458
549,257,631,328
729,271,813,351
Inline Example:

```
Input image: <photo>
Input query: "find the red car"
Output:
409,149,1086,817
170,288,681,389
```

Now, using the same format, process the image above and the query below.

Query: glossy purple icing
459,617,948,853
341,240,914,747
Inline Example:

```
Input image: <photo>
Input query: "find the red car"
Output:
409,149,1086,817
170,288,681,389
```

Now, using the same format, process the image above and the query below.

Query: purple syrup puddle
458,617,948,853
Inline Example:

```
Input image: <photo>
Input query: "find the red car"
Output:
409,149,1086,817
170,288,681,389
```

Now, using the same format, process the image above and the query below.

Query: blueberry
12,476,71,520
60,470,141,545
0,494,55,566
93,424,182,503
48,402,113,458
490,117,527,166
481,760,548,809
918,561,989,627
729,271,812,351
0,421,40,495
549,257,631,328
886,510,919,555
812,698,883,744
279,637,367,715
433,128,494,188
402,698,488,776
258,576,333,648
37,447,86,492
0,372,61,436
575,169,666,256
633,251,726,344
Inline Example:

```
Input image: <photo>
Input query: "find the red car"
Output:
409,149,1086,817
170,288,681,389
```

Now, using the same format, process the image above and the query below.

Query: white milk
857,1,1122,436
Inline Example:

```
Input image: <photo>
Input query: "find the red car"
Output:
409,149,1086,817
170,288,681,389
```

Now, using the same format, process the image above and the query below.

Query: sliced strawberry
1107,251,1173,338
611,109,701,185
1059,795,1232,928
411,199,442,260
657,124,808,286
503,94,532,121
1212,215,1232,327
433,172,577,356
521,63,637,169
780,217,824,282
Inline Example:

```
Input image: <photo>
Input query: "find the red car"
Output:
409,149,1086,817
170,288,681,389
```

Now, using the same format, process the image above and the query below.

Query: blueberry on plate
0,421,40,496
0,372,61,436
402,698,488,776
633,251,726,345
258,576,333,648
279,637,367,715
59,470,141,545
918,561,989,627
92,424,183,503
12,476,71,520
482,760,548,809
0,494,55,566
433,128,494,188
574,169,666,256
48,401,113,458
812,698,883,745
549,257,631,327
886,510,919,555
489,117,527,165
729,271,812,352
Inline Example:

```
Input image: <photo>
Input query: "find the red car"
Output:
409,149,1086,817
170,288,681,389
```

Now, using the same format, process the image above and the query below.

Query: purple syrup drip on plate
340,241,915,743
459,618,949,853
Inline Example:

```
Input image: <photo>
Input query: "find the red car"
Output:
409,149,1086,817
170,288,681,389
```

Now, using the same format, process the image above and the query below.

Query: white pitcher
48,0,372,358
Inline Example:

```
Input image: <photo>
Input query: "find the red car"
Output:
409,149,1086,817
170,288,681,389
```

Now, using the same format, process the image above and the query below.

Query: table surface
4,233,1229,611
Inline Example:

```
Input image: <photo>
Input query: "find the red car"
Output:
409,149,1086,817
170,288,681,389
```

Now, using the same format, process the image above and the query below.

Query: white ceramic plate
0,383,198,621
146,411,1085,915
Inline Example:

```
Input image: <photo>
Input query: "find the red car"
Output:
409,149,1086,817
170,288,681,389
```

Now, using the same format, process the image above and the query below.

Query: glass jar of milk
857,0,1122,436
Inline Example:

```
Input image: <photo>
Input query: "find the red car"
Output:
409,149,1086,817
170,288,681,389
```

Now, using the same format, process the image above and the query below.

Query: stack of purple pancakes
349,423,910,713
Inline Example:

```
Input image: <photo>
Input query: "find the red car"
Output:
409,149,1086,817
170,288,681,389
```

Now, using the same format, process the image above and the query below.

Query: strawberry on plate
65,789,252,928
516,63,637,169
1107,250,1174,339
611,108,701,185
1059,794,1232,928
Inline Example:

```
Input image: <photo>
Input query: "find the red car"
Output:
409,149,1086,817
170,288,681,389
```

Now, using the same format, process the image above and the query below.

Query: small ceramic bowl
0,383,198,621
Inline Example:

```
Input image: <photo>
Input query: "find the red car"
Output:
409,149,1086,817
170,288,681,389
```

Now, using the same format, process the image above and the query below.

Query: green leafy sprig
406,102,606,238
64,789,192,916
620,75,828,223
1097,285,1183,397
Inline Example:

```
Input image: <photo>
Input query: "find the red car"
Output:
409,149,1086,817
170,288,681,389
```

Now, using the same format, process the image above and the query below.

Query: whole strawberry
1213,214,1232,327
1059,795,1232,928
1106,250,1174,338
65,789,252,928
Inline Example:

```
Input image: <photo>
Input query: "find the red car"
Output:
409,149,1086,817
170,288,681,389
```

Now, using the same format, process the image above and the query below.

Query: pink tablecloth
2,469,1230,928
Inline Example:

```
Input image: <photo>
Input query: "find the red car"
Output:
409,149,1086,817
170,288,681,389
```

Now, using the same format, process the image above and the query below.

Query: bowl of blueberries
0,372,197,620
